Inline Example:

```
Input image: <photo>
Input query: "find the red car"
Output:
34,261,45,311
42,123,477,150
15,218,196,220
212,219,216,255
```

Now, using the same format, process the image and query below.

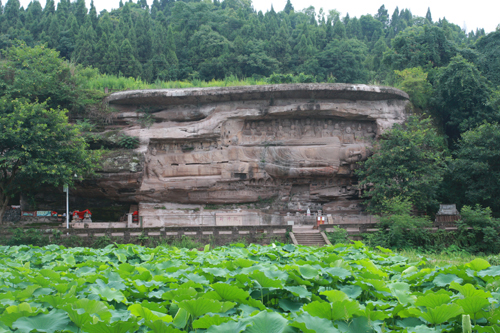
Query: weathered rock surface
78,84,409,218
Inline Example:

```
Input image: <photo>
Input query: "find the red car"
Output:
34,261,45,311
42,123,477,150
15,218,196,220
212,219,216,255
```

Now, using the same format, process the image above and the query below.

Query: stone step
290,232,329,246
295,237,324,242
294,235,324,239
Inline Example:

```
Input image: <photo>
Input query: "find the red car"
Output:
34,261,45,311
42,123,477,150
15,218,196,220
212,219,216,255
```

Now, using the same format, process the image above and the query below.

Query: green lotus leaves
433,274,464,287
320,290,349,302
0,243,499,332
243,311,288,333
12,310,70,333
249,271,283,288
478,266,500,277
178,298,236,318
192,314,232,329
284,285,312,298
418,303,464,325
90,285,127,303
455,297,491,319
450,282,492,298
291,313,340,333
128,303,173,322
206,320,251,333
388,282,416,305
298,264,320,279
211,283,250,302
145,320,183,333
82,317,140,333
303,299,362,321
467,258,491,271
0,302,44,327
415,294,449,309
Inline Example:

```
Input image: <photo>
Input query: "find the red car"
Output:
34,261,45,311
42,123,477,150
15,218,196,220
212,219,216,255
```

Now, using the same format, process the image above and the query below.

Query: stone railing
320,218,458,235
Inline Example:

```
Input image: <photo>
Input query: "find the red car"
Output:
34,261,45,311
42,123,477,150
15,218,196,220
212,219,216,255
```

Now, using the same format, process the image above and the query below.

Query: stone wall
3,208,20,223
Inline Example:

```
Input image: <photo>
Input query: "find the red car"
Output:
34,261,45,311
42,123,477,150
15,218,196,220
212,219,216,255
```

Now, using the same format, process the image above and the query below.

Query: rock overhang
105,83,409,106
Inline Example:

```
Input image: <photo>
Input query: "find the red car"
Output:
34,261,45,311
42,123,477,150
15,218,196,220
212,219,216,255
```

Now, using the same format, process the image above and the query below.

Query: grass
79,71,269,93
394,248,488,268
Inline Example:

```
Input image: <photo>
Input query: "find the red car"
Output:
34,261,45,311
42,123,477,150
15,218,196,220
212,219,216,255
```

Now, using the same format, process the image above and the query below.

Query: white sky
19,0,500,33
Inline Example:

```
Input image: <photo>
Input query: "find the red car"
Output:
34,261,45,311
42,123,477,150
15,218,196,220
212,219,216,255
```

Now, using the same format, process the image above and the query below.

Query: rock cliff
80,83,409,216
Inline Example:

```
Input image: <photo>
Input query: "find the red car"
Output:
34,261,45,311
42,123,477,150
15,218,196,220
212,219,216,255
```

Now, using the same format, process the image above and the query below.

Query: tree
119,39,142,78
0,43,100,222
383,25,456,71
2,0,21,33
73,0,87,26
393,67,433,109
0,43,79,112
474,30,500,87
0,100,98,223
316,38,368,83
374,5,389,28
450,122,500,214
434,55,497,142
283,0,293,14
356,116,448,213
425,7,432,23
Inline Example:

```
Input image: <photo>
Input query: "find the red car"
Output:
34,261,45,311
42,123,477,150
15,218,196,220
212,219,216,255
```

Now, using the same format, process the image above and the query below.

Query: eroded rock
80,84,409,217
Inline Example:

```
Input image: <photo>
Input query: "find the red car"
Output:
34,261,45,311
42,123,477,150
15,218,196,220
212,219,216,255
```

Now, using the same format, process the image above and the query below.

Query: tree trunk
0,192,9,224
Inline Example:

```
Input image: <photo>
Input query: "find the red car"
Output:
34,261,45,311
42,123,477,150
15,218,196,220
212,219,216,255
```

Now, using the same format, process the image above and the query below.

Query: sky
18,0,500,34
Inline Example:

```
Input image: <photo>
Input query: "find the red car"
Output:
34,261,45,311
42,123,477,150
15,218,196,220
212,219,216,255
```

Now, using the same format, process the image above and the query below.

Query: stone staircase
290,230,331,246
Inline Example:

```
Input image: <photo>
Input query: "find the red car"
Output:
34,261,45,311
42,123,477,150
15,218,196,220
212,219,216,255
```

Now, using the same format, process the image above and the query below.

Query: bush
170,235,203,249
326,226,349,244
7,228,49,247
455,204,500,254
117,134,140,149
364,197,433,249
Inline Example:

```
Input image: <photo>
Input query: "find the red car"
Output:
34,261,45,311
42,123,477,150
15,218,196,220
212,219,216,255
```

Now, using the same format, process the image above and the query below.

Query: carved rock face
92,84,409,211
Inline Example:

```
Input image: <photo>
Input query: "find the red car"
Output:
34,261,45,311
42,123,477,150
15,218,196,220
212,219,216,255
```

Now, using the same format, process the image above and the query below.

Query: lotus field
0,242,499,332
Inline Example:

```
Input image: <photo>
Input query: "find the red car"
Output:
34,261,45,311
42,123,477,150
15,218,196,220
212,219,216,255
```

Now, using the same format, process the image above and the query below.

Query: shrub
7,228,49,247
326,226,349,244
365,197,433,249
455,204,500,254
118,134,140,149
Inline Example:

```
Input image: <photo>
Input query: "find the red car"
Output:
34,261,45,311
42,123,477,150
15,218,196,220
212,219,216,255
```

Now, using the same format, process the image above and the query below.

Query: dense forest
2,0,500,247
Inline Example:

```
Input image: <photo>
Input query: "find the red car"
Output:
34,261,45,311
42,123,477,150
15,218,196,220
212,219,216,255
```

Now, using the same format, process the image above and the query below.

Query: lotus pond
0,242,499,332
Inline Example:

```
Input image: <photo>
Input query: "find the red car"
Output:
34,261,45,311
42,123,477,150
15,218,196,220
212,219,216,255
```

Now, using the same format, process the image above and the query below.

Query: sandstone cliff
74,83,409,217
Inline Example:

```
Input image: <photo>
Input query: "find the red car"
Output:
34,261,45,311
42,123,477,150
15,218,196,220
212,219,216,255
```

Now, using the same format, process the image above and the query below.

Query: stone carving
239,119,376,145
65,84,408,217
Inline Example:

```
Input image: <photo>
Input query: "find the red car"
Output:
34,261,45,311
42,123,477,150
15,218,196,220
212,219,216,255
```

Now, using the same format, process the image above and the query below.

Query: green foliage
455,205,500,254
316,38,368,83
449,122,500,214
91,235,114,248
0,43,78,111
326,226,349,244
138,113,155,129
356,116,448,213
0,243,497,332
434,55,497,142
384,25,456,70
170,235,203,249
394,67,433,109
0,99,100,222
7,228,49,247
267,72,316,84
117,134,140,149
75,118,96,132
366,197,433,249
474,30,500,87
